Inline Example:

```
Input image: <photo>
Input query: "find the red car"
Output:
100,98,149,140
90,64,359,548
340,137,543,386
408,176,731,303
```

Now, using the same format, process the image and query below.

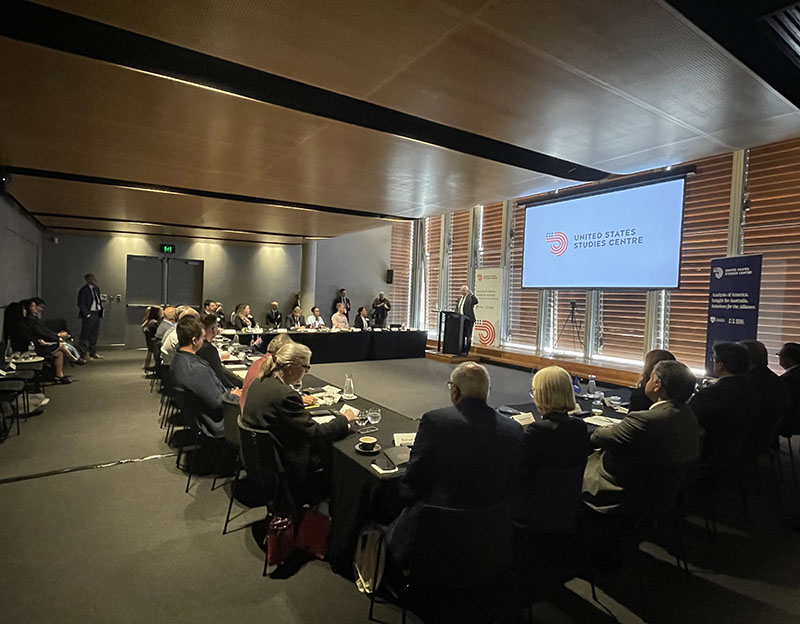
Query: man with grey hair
371,291,391,328
386,362,523,567
583,359,701,515
160,306,199,365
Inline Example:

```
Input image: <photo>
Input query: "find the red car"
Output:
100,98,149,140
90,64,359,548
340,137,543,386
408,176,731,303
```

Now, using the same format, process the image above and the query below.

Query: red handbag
266,515,295,566
294,509,332,560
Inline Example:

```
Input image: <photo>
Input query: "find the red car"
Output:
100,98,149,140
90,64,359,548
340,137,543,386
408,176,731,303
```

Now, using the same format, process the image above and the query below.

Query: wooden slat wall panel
667,153,732,368
597,290,647,360
424,215,442,331
508,201,538,347
447,210,472,308
477,202,504,268
389,221,413,327
744,137,800,371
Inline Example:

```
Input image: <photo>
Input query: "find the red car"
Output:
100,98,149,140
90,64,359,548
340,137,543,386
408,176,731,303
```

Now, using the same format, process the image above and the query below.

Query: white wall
315,225,392,319
0,193,42,309
41,232,301,347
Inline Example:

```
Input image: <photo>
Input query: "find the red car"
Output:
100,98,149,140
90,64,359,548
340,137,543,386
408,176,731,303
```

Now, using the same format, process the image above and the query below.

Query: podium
437,310,468,355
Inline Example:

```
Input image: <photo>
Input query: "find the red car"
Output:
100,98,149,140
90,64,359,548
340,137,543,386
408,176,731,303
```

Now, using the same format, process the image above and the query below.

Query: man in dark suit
387,362,524,567
740,340,789,453
689,342,760,475
455,285,478,354
77,273,104,358
284,306,305,329
778,342,800,437
331,288,351,321
265,301,283,329
583,360,701,515
196,314,243,389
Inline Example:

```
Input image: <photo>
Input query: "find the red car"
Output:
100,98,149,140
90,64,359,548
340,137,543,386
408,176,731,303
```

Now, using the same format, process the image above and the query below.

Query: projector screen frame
519,165,695,291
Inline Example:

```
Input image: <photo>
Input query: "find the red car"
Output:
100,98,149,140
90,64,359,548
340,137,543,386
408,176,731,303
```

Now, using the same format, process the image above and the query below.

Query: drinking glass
591,399,604,416
366,408,382,425
355,411,369,427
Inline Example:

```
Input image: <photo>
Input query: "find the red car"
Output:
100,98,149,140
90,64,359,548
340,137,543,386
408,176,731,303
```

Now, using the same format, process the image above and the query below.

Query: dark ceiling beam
39,224,295,247
0,0,610,183
3,166,410,222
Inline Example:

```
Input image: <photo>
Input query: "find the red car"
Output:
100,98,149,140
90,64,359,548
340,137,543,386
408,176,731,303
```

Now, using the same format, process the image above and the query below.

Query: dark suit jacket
265,310,282,329
522,412,590,484
170,350,227,438
196,342,243,389
331,296,351,319
781,366,800,435
242,375,349,486
233,315,255,330
583,400,701,515
388,398,523,564
456,293,479,323
688,375,759,472
371,297,391,323
353,315,370,329
77,283,104,318
745,366,789,452
284,314,304,329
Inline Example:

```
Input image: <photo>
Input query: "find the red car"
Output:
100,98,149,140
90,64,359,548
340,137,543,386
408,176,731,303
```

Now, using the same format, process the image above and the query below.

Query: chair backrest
520,464,585,534
221,396,242,450
409,500,513,589
172,387,202,430
237,416,289,510
634,461,692,521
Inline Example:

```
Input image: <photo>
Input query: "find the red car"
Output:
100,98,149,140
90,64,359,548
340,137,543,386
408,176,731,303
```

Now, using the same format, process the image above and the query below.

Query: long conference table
233,328,428,364
224,359,632,578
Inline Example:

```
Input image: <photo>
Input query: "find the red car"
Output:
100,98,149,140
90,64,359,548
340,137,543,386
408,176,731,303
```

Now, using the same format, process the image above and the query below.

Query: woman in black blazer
353,306,371,329
232,303,255,330
629,349,676,412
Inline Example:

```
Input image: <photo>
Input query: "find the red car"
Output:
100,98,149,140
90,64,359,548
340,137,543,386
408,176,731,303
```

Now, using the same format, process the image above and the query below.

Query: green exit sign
161,244,175,254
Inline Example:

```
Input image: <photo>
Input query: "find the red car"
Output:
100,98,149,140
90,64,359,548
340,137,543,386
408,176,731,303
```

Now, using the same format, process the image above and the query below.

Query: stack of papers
311,414,337,424
584,415,620,427
308,385,342,406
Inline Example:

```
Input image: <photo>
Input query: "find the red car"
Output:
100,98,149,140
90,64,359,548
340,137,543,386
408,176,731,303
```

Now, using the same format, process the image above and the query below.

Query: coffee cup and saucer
355,436,381,455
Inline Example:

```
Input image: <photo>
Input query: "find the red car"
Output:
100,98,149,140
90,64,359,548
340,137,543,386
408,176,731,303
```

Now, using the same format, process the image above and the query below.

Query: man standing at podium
455,284,478,354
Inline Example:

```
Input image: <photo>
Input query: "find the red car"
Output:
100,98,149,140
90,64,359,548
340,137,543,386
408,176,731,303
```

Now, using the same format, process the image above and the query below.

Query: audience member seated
330,303,349,330
141,306,163,343
386,362,524,568
196,315,243,389
285,306,305,329
688,342,759,476
739,340,789,454
170,316,241,438
3,301,30,353
240,333,295,409
242,342,355,500
233,303,255,331
306,306,325,329
265,301,282,329
353,306,371,329
155,306,178,343
161,306,198,366
778,342,800,437
24,298,80,383
202,299,217,316
629,349,676,412
520,366,590,497
583,360,701,516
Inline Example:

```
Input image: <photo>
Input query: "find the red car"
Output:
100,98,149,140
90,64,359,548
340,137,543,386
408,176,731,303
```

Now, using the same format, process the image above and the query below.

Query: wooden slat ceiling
2,0,800,243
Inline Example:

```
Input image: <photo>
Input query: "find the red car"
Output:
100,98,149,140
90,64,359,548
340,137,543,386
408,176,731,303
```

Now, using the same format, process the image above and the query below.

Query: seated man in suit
330,302,350,330
689,342,760,476
161,306,198,365
170,316,241,438
387,362,524,568
196,314,243,389
778,342,800,437
265,301,283,329
285,306,305,329
740,340,789,453
353,306,371,329
155,306,178,343
583,359,700,515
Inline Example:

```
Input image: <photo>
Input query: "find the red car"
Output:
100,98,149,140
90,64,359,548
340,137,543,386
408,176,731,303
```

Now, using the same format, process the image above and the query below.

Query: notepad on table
312,415,337,424
584,415,620,427
511,412,535,426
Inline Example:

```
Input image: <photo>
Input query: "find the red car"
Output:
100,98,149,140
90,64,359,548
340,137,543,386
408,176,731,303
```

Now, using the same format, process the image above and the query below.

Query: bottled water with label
587,375,597,398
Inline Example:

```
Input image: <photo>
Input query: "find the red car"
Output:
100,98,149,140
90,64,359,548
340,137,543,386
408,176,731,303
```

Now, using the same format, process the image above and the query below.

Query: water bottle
343,373,356,400
587,375,597,398
572,376,582,395
4,341,12,361
27,341,36,357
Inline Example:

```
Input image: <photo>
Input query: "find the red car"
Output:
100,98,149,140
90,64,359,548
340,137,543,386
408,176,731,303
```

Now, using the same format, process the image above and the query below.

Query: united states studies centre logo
546,231,568,256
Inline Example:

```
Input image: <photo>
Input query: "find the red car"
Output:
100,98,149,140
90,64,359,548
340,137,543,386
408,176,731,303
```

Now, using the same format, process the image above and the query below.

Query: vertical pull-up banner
473,268,503,347
704,254,763,374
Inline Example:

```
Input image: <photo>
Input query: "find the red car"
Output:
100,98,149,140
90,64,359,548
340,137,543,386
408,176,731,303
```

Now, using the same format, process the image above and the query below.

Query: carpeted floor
1,350,800,623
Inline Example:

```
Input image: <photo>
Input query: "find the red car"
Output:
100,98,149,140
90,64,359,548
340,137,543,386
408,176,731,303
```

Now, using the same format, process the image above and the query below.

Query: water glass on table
354,410,369,428
366,408,382,425
591,399,604,416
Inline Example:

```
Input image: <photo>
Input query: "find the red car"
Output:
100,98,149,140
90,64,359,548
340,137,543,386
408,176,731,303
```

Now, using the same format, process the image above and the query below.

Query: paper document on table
233,370,247,379
371,463,398,475
340,404,360,419
511,412,535,426
393,433,417,447
312,415,337,424
584,415,620,427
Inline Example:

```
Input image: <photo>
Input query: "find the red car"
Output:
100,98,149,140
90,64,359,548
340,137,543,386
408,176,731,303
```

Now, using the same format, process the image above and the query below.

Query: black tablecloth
236,330,427,364
297,374,419,576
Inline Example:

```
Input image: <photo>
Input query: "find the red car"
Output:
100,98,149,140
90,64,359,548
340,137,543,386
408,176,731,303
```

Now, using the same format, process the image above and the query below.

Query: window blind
596,290,647,361
507,201,538,349
476,202,504,268
446,210,472,308
423,215,442,332
388,221,413,327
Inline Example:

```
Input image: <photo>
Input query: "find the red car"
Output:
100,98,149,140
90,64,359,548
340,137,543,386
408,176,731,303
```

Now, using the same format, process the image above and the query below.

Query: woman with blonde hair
242,342,357,500
629,349,675,412
233,303,255,330
239,333,295,410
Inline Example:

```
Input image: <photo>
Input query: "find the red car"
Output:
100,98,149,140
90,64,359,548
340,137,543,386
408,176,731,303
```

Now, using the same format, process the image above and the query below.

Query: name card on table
393,433,417,447
373,328,382,332
391,328,399,331
351,328,361,332
277,328,288,333
511,413,535,426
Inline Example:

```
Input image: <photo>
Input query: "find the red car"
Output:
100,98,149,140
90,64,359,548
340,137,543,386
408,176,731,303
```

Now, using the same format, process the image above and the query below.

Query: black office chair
237,417,292,575
214,395,242,493
171,388,207,493
0,379,25,440
369,501,517,624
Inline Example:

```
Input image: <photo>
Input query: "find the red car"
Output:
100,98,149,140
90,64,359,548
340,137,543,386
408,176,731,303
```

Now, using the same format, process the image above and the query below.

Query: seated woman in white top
330,302,350,330
306,306,326,329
